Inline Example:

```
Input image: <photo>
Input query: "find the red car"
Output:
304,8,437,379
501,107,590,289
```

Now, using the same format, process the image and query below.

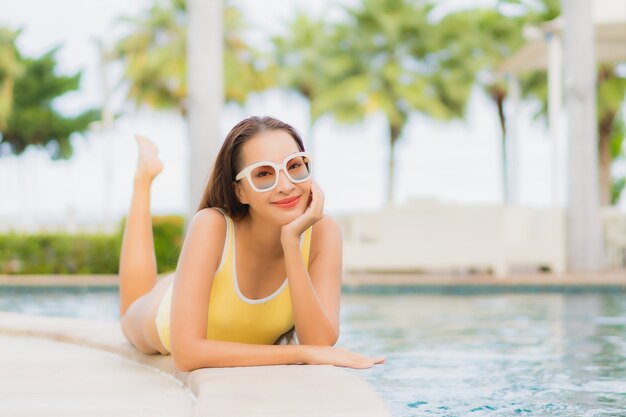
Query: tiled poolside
0,310,390,417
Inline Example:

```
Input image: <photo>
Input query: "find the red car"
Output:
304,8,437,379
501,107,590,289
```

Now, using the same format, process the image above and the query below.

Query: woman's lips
273,195,300,208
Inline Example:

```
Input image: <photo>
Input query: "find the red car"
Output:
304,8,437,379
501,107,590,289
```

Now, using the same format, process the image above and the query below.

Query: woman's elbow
172,350,193,372
326,325,340,346
171,342,199,372
327,332,339,346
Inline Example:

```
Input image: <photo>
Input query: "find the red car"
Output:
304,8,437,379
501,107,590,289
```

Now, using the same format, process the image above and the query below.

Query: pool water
0,286,119,321
2,287,626,416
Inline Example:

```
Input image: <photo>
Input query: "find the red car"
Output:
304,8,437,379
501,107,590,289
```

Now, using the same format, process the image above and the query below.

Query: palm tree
114,0,271,115
272,13,334,157
597,65,626,205
609,114,625,204
0,28,23,132
459,0,624,206
318,0,475,204
444,9,525,204
438,2,559,204
114,0,273,219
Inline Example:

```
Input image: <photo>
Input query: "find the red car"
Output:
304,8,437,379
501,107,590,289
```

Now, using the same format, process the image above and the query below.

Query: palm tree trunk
386,123,401,206
493,91,508,204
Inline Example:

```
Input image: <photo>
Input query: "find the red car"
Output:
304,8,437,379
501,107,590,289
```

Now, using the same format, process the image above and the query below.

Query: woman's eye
255,170,273,178
288,163,302,170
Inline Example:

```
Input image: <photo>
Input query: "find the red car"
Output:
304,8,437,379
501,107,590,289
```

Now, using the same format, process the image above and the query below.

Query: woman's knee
120,300,160,354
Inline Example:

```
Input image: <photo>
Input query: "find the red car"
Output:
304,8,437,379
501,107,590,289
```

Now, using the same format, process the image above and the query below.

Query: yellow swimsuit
155,210,312,354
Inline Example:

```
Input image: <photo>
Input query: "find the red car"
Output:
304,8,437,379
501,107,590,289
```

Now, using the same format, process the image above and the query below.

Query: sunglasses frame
235,151,312,192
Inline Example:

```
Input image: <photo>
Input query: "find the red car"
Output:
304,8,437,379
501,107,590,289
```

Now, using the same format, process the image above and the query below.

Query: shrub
0,215,184,274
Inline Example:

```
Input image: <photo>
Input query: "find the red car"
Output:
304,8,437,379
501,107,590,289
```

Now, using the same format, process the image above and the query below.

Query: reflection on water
2,287,626,416
339,293,626,417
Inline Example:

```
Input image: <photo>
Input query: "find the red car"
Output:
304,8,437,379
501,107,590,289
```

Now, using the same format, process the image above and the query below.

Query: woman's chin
273,207,306,226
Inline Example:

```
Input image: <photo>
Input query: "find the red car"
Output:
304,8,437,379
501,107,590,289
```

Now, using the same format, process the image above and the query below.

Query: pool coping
0,311,391,417
1,270,624,288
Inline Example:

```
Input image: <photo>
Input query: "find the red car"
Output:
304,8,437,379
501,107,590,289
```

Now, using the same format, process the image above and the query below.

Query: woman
118,116,385,371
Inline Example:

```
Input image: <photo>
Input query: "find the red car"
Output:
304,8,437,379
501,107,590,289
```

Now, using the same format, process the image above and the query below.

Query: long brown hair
196,116,306,220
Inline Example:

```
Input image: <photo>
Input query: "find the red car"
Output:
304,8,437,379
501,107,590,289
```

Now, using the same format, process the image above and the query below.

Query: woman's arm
174,339,303,371
169,208,225,370
279,180,342,346
282,214,342,346
175,339,382,372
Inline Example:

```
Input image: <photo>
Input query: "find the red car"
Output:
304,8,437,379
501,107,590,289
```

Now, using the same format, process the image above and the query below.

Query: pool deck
1,270,624,288
0,311,390,417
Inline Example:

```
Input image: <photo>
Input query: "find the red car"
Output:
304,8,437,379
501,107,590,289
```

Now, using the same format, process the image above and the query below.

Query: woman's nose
275,169,295,193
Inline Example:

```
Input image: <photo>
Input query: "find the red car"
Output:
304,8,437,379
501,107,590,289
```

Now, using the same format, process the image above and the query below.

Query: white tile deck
0,334,194,417
0,312,390,417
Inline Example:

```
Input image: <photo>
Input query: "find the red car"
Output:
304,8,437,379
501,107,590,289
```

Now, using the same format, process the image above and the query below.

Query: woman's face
235,129,311,226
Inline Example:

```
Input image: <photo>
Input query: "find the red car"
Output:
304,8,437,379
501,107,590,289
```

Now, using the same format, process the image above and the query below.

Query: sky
1,0,624,231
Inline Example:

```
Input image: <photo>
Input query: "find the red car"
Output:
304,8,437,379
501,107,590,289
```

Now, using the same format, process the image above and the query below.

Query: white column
562,0,605,271
547,31,564,208
187,0,224,225
506,74,521,205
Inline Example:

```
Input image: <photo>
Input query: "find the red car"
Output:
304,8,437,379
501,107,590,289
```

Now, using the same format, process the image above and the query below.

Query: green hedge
150,215,185,273
0,215,184,274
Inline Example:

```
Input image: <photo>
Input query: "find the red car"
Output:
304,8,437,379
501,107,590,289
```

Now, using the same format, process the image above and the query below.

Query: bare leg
118,134,164,317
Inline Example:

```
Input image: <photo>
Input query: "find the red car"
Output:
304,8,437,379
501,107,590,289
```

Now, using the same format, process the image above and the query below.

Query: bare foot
134,134,164,181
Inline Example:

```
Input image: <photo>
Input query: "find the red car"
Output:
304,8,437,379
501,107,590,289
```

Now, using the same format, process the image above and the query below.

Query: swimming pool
2,286,626,416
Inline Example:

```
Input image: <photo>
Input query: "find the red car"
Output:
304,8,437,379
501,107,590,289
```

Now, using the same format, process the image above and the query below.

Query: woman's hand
281,180,325,244
301,345,385,369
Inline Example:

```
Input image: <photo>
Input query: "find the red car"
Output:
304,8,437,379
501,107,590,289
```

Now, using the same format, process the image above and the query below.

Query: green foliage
0,27,24,131
610,112,626,204
449,1,626,205
598,65,626,139
114,0,272,114
272,13,334,122
223,7,276,104
610,112,625,160
310,0,476,202
0,28,99,160
117,215,185,273
115,214,185,274
151,215,184,273
0,233,120,274
318,0,467,129
612,177,626,206
0,215,184,274
113,0,187,113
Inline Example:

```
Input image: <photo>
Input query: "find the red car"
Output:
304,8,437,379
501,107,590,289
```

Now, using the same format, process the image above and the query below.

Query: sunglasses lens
286,155,311,182
250,165,277,190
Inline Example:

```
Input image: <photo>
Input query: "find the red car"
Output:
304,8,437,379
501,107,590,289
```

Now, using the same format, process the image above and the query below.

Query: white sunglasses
235,152,312,192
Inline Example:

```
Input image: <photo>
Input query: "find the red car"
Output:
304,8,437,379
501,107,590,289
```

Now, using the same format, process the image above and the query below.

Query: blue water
2,286,626,416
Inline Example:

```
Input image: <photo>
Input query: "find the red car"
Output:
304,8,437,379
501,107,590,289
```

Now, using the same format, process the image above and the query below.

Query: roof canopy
498,0,626,74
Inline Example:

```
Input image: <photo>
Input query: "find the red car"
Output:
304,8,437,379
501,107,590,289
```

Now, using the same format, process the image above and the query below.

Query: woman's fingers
344,350,385,369
303,346,384,370
310,180,325,219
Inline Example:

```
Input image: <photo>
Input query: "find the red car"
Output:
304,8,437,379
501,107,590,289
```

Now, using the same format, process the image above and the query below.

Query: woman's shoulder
180,208,229,271
311,212,342,244
188,207,228,236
